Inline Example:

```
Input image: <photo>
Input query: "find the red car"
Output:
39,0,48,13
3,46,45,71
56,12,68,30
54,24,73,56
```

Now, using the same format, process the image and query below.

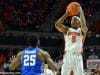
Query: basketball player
10,39,58,75
55,4,88,75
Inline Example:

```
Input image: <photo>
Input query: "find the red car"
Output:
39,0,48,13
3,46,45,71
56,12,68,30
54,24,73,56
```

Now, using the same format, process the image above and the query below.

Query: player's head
71,16,81,28
26,37,40,47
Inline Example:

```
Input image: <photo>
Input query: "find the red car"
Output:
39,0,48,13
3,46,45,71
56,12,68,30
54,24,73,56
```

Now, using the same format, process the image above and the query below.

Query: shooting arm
55,13,69,33
80,19,88,43
79,8,88,43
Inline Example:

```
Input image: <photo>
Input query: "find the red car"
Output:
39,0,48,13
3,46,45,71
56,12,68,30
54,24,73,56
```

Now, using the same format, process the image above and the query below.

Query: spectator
3,5,15,23
0,53,6,74
0,20,5,32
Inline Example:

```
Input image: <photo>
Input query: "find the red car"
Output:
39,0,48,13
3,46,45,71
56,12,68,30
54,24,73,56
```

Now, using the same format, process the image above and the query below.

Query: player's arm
55,12,69,33
38,50,58,71
9,51,22,70
44,51,58,71
79,7,88,43
80,22,88,43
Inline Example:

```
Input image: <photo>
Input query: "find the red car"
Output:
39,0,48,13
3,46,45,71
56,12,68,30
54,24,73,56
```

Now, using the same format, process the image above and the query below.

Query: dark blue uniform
21,47,44,75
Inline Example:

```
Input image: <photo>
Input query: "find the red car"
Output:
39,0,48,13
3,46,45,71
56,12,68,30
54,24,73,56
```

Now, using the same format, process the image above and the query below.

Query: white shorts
61,52,84,75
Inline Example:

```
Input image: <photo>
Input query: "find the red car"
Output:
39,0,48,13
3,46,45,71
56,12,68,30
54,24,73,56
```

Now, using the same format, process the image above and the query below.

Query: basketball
66,2,80,16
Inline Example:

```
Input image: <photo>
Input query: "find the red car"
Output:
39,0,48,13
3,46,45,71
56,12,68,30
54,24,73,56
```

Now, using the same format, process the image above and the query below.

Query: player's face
71,17,81,28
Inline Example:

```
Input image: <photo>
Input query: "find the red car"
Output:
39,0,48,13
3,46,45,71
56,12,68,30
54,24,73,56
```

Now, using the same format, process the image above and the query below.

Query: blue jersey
21,47,44,75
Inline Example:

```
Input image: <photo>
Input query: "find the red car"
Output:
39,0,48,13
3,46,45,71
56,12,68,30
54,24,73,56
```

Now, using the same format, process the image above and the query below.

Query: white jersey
64,27,83,53
61,27,84,75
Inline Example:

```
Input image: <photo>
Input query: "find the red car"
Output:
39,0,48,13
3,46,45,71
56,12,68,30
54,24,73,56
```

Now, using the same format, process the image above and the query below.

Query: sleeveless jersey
21,47,44,75
64,28,83,53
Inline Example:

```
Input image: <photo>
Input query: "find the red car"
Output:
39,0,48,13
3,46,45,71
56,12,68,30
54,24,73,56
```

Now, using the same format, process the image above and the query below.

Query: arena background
0,0,100,74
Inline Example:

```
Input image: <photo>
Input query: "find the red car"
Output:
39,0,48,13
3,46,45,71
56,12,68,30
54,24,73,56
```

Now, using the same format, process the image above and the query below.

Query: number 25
24,55,36,66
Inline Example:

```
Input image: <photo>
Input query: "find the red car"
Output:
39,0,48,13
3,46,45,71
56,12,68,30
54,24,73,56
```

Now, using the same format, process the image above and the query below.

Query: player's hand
9,55,16,63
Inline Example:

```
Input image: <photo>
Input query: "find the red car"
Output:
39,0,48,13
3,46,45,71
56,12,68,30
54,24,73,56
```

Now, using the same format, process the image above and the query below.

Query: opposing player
10,39,58,75
55,2,88,75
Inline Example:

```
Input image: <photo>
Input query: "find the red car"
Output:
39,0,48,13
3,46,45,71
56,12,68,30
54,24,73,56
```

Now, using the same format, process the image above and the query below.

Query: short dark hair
26,37,39,47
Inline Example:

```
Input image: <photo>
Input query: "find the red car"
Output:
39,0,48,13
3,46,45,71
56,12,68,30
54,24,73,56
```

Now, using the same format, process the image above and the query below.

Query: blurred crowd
0,0,99,33
0,0,53,32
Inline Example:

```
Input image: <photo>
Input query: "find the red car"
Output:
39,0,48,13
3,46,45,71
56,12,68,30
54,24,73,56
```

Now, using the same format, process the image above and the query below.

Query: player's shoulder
15,51,23,59
38,49,50,59
39,49,49,56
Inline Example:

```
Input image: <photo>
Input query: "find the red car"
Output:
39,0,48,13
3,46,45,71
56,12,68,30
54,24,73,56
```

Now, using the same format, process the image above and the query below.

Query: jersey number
24,55,36,66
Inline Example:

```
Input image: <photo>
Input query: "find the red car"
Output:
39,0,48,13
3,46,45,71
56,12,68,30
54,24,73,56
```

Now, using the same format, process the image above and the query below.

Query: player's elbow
55,24,61,32
55,22,57,28
55,22,59,28
86,27,88,32
82,26,88,34
85,27,88,33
